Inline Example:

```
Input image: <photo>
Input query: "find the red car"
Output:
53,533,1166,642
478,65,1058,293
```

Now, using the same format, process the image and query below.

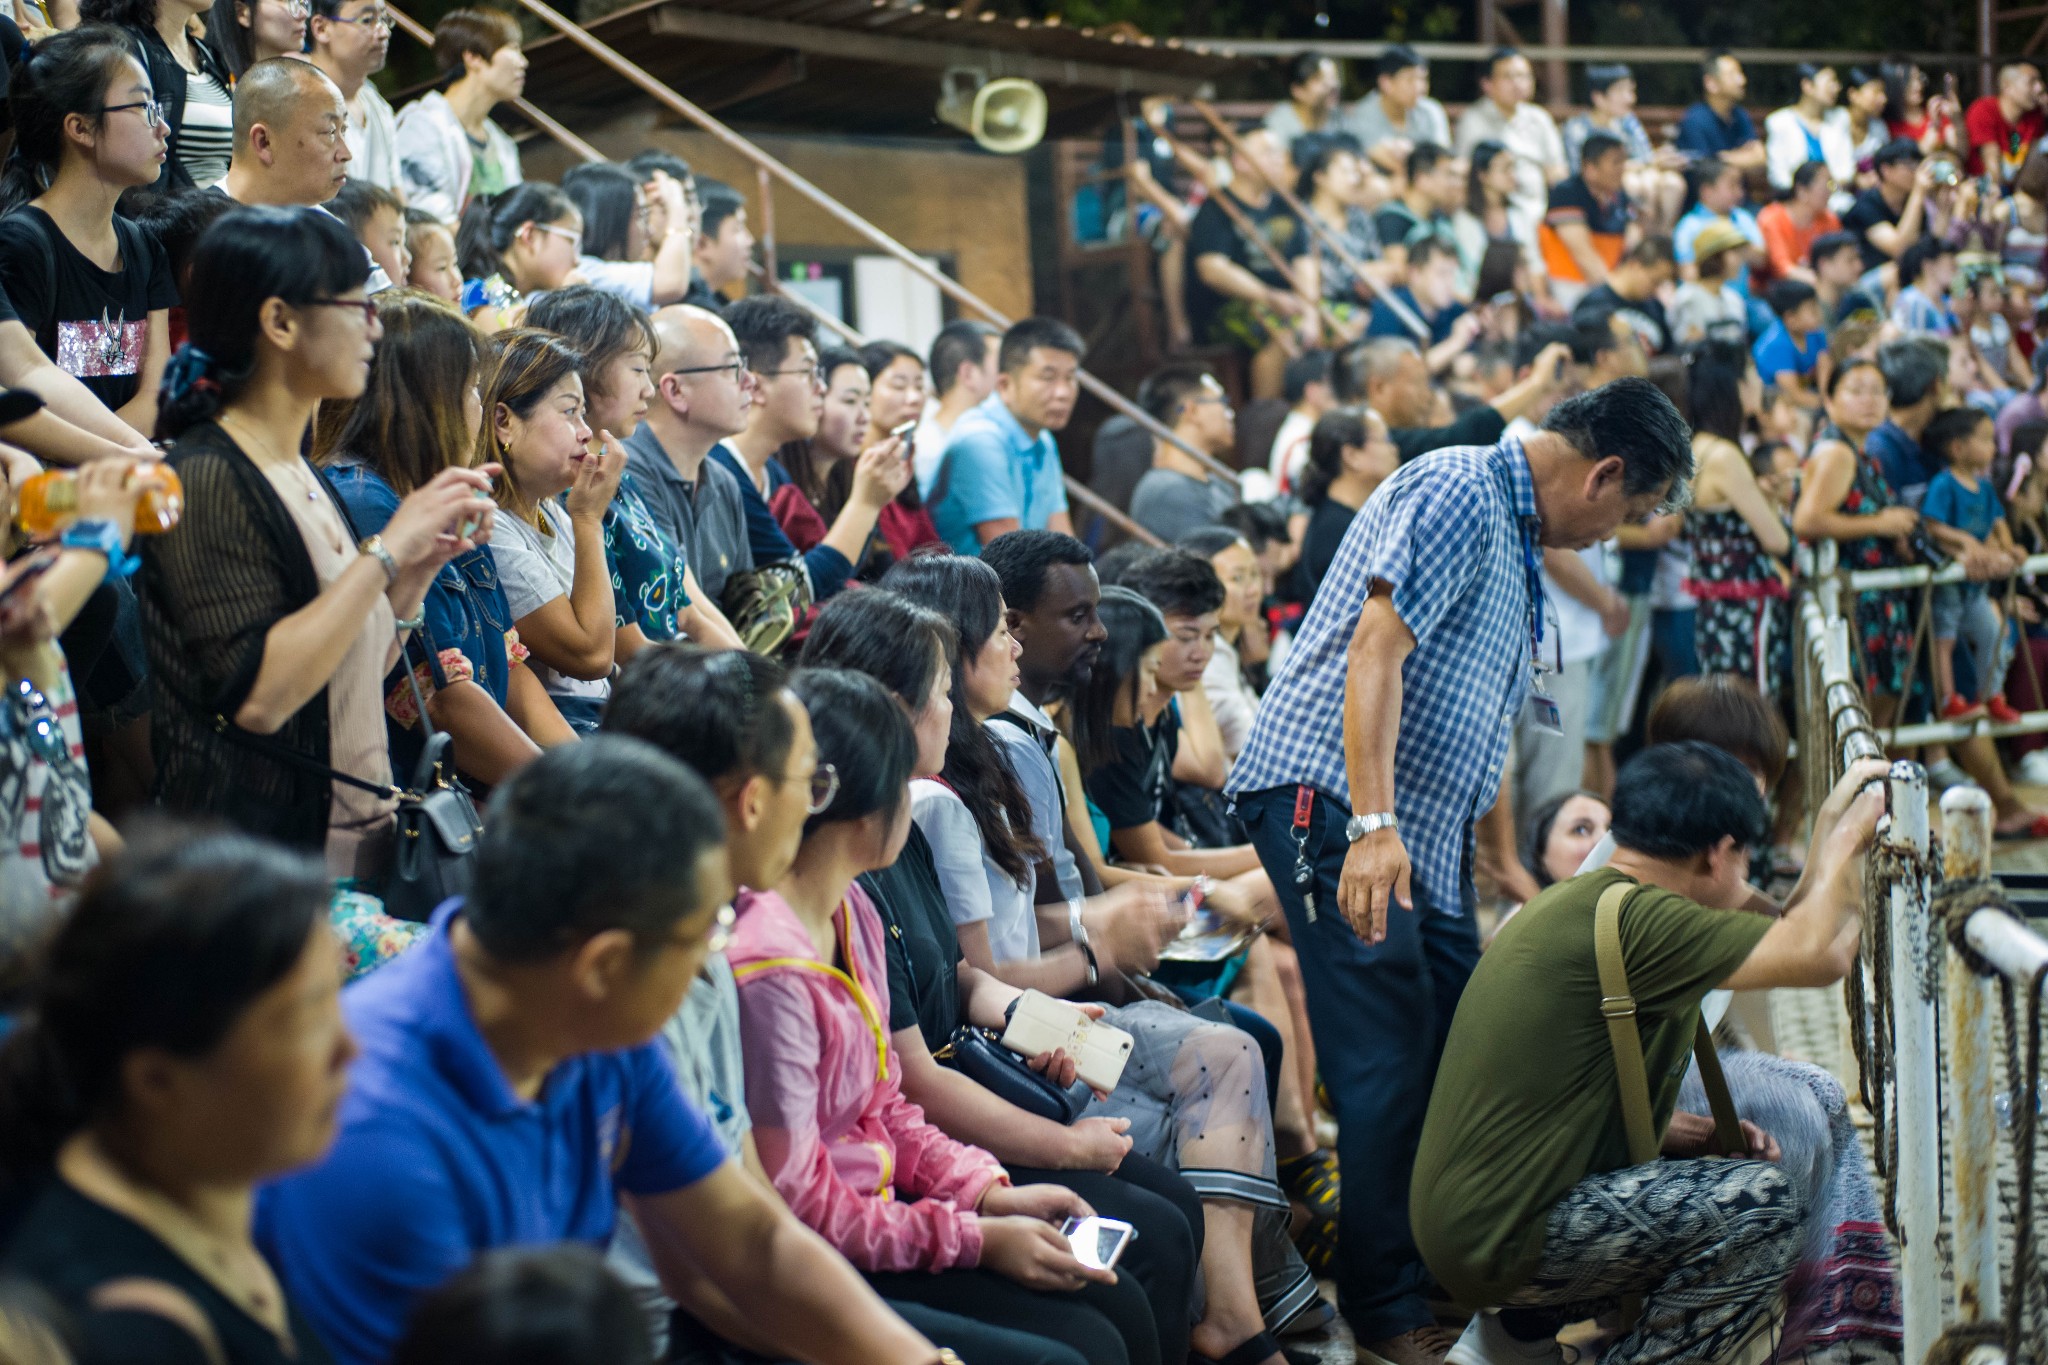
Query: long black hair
157,205,371,441
1299,406,1368,508
1068,585,1168,774
800,587,953,717
560,162,640,263
0,824,327,1185
788,668,917,839
0,26,137,214
455,182,578,283
874,554,1045,886
1686,338,1751,445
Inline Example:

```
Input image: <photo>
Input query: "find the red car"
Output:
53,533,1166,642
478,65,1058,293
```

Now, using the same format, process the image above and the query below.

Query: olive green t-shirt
1410,868,1772,1307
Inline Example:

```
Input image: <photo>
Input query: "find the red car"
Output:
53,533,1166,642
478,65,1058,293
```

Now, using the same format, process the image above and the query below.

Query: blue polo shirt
928,393,1071,554
1676,101,1758,159
1752,321,1824,384
255,904,726,1365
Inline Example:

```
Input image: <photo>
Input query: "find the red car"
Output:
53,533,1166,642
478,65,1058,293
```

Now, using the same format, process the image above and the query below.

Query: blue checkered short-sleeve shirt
1227,438,1540,913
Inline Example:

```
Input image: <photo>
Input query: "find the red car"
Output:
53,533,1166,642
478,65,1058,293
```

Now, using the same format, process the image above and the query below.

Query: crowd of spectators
0,7,2033,1365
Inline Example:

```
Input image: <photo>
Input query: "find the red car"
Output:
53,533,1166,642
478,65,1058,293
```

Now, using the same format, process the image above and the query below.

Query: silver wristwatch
1344,811,1399,842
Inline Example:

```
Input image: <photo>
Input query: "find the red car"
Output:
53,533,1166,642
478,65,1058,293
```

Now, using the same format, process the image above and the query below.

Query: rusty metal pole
755,164,779,291
1940,784,2004,1329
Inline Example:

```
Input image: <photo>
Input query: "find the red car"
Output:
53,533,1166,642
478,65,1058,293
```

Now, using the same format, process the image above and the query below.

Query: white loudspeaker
937,69,1048,154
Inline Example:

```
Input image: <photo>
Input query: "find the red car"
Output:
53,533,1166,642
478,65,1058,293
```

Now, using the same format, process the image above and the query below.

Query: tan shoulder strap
1593,881,1661,1166
90,1278,229,1365
1594,881,1746,1164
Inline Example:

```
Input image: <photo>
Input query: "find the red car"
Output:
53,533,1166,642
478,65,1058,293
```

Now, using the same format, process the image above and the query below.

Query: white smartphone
1061,1215,1136,1270
999,990,1135,1093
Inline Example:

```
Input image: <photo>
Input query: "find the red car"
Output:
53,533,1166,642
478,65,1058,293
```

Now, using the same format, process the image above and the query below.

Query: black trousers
1010,1154,1202,1364
863,1258,1158,1365
668,1297,1089,1365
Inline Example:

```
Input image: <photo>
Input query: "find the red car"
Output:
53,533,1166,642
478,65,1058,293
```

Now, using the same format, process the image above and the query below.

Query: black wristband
1003,996,1021,1028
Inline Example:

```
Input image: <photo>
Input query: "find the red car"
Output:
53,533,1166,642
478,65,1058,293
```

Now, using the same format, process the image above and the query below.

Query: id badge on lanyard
1520,522,1565,735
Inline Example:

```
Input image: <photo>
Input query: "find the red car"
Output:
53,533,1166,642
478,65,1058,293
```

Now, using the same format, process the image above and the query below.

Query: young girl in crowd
730,667,1157,1365
144,206,494,871
455,182,583,331
1684,341,1794,697
559,161,695,311
0,26,178,438
0,828,354,1365
524,286,744,653
1290,132,1387,333
1295,406,1398,598
204,0,304,77
79,0,232,191
858,339,927,451
315,288,572,788
404,207,465,305
478,327,622,734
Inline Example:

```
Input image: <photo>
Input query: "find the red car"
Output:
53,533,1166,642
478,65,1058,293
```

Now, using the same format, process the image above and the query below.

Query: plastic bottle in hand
17,465,182,536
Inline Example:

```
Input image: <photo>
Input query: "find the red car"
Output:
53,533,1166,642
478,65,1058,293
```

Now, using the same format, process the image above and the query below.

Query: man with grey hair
216,58,355,208
1341,336,1573,463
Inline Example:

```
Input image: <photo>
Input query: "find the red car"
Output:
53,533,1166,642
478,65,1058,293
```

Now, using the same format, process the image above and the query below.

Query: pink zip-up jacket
729,884,1008,1272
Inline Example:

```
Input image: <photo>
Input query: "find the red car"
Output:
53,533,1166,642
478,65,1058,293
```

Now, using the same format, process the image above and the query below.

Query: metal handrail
496,0,1245,493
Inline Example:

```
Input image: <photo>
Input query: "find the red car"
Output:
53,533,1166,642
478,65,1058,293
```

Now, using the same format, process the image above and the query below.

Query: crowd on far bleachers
0,6,2014,1365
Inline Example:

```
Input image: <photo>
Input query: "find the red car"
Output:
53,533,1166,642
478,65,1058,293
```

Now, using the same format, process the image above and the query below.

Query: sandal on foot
1994,813,2048,840
1191,1330,1318,1365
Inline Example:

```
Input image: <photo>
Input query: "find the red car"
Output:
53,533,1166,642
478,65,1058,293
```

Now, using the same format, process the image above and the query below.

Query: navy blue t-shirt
1676,102,1758,159
1365,285,1469,345
707,440,854,599
1867,421,1936,508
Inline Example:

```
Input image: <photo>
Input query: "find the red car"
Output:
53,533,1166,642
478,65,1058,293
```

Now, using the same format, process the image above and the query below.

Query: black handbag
936,1025,1093,1125
377,633,483,922
196,628,482,920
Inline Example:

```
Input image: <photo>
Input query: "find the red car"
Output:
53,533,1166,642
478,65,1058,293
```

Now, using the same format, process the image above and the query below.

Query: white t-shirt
913,408,956,499
910,777,1037,963
489,500,610,710
346,80,401,195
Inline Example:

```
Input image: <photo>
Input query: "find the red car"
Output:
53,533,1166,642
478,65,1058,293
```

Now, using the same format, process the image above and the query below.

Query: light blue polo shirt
255,902,727,1365
928,392,1071,554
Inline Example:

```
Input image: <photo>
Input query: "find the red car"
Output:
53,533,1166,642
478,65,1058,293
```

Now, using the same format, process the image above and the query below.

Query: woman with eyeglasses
730,667,1160,1365
560,162,697,311
455,182,584,332
204,0,305,76
78,0,233,191
144,207,497,875
478,328,624,735
0,26,178,439
314,289,574,790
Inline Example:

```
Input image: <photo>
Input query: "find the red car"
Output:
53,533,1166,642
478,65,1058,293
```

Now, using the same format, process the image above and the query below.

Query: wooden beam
646,5,1216,95
689,50,809,112
1182,38,1992,67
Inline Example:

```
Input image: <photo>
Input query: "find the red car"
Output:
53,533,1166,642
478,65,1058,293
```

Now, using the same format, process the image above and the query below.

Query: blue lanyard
1519,517,1547,667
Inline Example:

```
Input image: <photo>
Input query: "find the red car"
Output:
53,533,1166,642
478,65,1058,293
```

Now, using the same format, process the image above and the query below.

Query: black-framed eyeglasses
303,297,379,322
762,364,828,386
668,353,750,381
778,761,839,815
329,6,393,27
101,98,167,127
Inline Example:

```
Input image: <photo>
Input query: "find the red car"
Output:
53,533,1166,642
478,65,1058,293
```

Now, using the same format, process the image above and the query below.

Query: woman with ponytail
1295,406,1396,600
454,181,582,331
0,25,178,437
142,206,497,872
0,825,352,1365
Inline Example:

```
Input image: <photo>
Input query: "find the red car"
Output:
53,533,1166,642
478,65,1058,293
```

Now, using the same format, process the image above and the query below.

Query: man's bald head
651,304,735,372
233,58,343,150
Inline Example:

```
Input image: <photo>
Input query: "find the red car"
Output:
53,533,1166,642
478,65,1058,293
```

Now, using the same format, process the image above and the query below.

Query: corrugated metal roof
513,0,1246,139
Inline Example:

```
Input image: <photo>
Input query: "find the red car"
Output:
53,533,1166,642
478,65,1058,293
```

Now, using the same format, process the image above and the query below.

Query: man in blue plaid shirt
1227,375,1693,1365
